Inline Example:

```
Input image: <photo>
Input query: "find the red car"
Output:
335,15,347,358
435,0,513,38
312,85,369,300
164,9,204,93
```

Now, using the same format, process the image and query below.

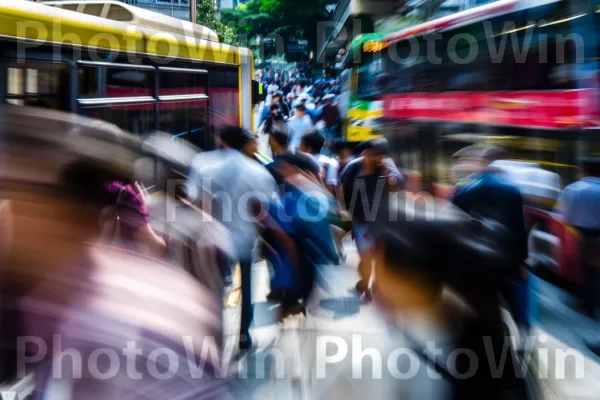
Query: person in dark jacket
338,138,404,297
451,146,529,331
263,104,286,136
258,92,289,128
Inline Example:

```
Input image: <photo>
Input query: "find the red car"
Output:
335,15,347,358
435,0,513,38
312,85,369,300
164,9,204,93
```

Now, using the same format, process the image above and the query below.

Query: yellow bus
0,0,256,150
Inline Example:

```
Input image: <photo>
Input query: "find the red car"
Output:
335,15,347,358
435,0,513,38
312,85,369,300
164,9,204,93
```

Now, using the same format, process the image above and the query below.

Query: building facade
217,0,247,12
31,0,190,20
318,0,497,65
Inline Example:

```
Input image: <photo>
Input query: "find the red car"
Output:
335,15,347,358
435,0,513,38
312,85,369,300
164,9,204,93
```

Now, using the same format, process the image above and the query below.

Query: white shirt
286,114,313,152
317,154,340,185
188,149,277,260
555,177,600,230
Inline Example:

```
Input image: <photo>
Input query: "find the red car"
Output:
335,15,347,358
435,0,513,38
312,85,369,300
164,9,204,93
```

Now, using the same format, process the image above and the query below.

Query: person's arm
381,157,404,192
325,162,339,195
513,191,529,266
335,166,353,222
257,202,299,272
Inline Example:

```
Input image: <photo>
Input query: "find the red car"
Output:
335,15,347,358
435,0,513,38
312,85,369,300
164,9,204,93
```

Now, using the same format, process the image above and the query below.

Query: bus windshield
357,52,385,99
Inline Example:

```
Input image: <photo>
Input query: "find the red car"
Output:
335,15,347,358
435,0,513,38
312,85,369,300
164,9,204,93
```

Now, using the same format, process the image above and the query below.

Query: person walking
320,94,342,147
188,126,277,351
338,138,403,297
262,104,286,136
258,92,288,129
451,146,529,333
298,129,339,193
555,156,600,319
286,103,313,152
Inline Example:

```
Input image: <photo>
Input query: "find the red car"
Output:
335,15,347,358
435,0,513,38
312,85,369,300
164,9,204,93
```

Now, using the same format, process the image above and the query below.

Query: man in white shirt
188,126,277,351
555,156,600,323
297,128,339,191
286,103,313,152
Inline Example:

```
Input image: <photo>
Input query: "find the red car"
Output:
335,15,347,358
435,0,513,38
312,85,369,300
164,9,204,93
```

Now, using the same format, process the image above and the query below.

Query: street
221,238,600,399
2,211,599,400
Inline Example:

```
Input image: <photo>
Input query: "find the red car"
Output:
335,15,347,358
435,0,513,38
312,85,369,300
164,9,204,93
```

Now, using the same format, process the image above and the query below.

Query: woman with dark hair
262,103,286,136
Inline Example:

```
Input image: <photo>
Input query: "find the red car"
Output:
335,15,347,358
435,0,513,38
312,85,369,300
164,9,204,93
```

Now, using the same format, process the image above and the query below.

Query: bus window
82,104,155,136
158,101,211,150
106,67,153,98
357,52,385,99
5,62,68,110
208,68,239,128
78,66,103,98
159,69,208,96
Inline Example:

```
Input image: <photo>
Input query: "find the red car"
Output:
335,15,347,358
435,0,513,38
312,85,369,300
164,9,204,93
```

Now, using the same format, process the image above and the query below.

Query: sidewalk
531,327,600,400
225,244,600,400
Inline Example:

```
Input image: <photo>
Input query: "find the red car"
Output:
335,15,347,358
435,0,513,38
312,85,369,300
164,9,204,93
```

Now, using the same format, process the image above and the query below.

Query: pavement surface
222,238,600,400
3,230,599,400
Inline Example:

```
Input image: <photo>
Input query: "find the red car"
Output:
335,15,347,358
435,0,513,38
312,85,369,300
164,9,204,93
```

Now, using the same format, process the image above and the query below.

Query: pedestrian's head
242,133,259,159
361,138,390,169
336,142,354,161
370,194,518,317
272,92,282,104
299,129,325,155
452,145,508,177
268,128,289,155
295,103,306,116
220,126,252,151
270,103,280,116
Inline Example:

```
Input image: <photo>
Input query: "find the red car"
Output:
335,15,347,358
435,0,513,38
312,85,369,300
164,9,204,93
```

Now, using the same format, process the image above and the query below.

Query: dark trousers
576,227,600,314
453,290,526,400
239,259,253,347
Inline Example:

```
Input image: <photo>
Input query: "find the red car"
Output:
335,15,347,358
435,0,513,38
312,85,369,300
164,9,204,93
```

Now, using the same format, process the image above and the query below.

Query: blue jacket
452,170,528,266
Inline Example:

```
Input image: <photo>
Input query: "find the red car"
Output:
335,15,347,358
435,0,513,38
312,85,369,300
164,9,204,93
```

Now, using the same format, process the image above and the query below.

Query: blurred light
539,13,587,27
500,23,535,35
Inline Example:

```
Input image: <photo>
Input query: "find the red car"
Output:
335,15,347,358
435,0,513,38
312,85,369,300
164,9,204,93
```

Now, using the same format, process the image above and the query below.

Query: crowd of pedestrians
3,86,599,399
256,68,343,152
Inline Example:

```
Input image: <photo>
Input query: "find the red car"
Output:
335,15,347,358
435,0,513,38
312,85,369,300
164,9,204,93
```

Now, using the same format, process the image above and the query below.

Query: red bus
356,0,600,310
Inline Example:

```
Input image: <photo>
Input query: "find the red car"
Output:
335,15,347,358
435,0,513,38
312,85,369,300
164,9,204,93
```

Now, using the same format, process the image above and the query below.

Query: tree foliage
221,0,335,54
197,0,239,45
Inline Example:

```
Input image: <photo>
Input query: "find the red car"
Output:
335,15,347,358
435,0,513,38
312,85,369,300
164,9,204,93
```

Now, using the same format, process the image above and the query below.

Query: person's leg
239,259,254,350
330,225,346,262
301,263,317,305
353,224,374,294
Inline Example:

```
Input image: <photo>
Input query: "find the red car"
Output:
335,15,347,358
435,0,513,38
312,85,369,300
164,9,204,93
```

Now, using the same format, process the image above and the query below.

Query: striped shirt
18,244,226,400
